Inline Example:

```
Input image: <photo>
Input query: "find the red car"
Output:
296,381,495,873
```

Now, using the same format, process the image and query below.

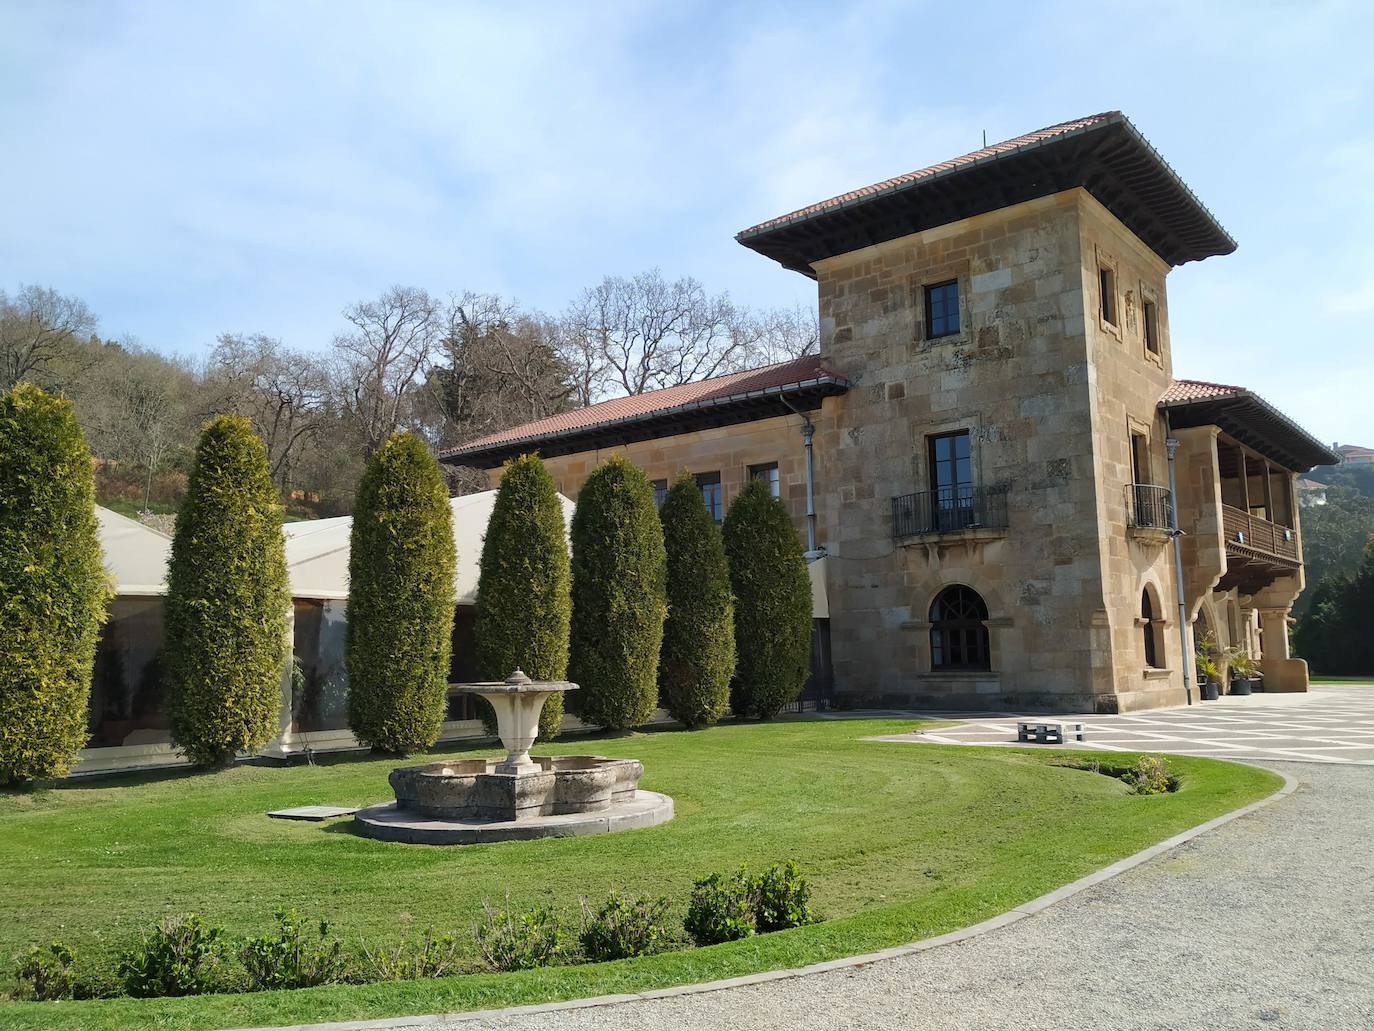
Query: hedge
165,415,289,767
658,472,735,728
568,456,667,731
722,479,812,719
346,433,456,754
474,454,572,741
0,384,109,784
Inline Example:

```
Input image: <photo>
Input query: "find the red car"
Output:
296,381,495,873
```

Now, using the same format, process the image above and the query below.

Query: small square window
650,478,668,510
695,471,723,522
1143,299,1159,354
1099,267,1117,326
924,280,960,339
749,462,780,498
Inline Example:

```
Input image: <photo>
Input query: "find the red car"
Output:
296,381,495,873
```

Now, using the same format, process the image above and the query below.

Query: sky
2,0,1371,445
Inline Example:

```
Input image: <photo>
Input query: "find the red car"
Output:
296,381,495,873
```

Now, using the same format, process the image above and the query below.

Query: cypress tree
0,384,109,784
722,479,813,719
475,454,572,741
658,472,735,728
166,415,289,767
568,456,667,731
346,432,456,754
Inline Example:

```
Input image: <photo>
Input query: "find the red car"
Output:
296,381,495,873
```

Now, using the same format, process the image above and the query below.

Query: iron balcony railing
1127,483,1174,530
892,484,1010,539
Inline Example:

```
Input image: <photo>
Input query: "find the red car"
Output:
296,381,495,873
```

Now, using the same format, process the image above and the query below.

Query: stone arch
928,583,992,672
1140,580,1166,670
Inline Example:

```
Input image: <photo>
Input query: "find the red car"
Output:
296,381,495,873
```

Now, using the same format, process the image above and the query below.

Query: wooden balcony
1218,503,1300,592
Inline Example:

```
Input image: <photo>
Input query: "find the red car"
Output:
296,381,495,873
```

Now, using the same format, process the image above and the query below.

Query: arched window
930,586,990,671
1142,588,1162,669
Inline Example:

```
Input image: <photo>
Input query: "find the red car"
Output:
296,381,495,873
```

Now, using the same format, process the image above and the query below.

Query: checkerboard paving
869,683,1374,764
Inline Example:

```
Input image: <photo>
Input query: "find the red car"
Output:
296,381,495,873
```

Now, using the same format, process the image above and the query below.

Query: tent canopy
96,507,173,596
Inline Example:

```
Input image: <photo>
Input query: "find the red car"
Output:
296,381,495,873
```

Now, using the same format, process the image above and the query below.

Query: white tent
95,506,172,596
283,490,577,605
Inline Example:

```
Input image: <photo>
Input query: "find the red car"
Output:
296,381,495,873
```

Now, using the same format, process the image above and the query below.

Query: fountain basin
389,755,644,821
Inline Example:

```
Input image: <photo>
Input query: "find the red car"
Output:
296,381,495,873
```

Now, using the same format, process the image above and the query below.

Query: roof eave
1160,391,1340,470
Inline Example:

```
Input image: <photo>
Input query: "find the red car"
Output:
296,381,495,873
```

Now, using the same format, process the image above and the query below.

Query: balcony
1126,486,1170,544
1217,503,1300,594
893,485,1009,541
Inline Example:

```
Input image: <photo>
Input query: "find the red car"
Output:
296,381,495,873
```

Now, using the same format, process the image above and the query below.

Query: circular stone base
353,790,674,845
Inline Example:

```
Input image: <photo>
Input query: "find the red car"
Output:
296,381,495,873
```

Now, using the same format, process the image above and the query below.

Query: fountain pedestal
353,670,673,844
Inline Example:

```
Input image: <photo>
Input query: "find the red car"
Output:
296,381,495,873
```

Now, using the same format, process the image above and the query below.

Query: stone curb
231,765,1299,1031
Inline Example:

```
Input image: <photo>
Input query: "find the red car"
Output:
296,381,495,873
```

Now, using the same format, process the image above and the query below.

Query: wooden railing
1221,504,1299,562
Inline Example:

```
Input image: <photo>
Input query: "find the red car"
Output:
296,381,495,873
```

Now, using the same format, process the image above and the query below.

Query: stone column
1257,605,1308,693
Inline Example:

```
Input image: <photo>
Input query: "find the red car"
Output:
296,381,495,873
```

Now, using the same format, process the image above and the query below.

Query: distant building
1336,444,1374,466
1295,478,1329,507
446,111,1338,715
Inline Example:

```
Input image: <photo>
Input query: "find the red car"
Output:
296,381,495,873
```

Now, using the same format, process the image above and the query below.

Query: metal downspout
780,396,821,558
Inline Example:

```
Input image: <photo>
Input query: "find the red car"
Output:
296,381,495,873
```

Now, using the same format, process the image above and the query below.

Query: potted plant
1229,651,1261,696
1195,632,1222,701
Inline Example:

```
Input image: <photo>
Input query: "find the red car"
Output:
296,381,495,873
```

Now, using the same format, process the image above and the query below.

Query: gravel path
434,762,1374,1031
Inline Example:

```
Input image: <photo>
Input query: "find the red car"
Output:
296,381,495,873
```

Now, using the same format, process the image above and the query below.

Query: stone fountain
354,671,673,844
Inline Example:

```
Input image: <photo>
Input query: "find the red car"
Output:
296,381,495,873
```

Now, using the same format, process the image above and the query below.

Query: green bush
578,893,671,961
1123,755,1178,795
722,479,813,719
117,914,226,998
568,456,667,731
165,415,289,767
0,384,109,784
238,907,348,991
10,940,76,1001
683,868,755,946
475,454,572,742
360,923,461,981
752,860,814,931
346,433,456,754
475,901,562,972
658,473,735,728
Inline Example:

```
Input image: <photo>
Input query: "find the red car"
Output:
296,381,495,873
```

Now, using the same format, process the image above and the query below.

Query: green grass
0,719,1279,1030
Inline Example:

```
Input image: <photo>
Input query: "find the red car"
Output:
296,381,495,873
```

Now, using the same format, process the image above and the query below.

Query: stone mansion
443,112,1336,715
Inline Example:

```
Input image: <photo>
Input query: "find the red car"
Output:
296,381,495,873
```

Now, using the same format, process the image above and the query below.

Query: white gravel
430,762,1374,1031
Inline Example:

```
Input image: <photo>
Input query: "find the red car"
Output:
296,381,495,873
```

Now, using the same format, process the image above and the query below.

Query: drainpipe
781,396,822,559
1165,413,1193,705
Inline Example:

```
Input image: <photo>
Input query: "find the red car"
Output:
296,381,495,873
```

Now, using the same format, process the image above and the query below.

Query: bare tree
0,285,99,389
333,286,442,454
205,333,331,493
747,303,820,364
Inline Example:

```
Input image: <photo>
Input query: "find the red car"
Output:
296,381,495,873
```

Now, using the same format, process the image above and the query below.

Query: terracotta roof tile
738,112,1121,238
1159,379,1249,405
440,355,846,460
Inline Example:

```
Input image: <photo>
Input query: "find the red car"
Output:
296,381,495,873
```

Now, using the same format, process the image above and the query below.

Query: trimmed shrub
752,860,814,931
578,893,671,961
568,456,667,731
0,384,108,784
475,454,572,742
11,940,76,1001
238,907,348,990
475,901,562,972
165,415,289,767
118,914,226,998
684,868,755,946
347,433,456,754
658,473,735,728
722,479,813,719
360,924,461,981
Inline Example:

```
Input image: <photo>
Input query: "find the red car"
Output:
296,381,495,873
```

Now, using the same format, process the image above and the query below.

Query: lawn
0,718,1280,1031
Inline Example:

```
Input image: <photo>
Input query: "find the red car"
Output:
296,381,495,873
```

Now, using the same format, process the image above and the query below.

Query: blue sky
2,0,1370,444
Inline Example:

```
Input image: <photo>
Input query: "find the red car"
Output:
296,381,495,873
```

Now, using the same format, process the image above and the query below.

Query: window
1142,588,1162,669
650,478,668,510
1143,299,1160,355
1099,266,1117,326
1131,432,1150,486
930,585,991,671
749,462,780,498
928,430,973,531
924,280,960,338
695,471,723,521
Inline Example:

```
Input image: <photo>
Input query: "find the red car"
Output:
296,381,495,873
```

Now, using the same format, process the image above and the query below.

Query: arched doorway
930,585,991,671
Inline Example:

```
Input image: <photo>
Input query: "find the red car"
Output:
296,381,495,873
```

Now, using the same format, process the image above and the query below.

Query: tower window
1099,266,1117,326
1143,299,1160,354
924,280,960,339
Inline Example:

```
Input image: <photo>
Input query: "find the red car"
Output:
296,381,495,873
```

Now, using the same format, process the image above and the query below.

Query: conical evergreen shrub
475,454,572,741
0,384,109,784
722,479,813,719
569,456,666,731
658,472,735,728
166,415,289,767
346,432,456,754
